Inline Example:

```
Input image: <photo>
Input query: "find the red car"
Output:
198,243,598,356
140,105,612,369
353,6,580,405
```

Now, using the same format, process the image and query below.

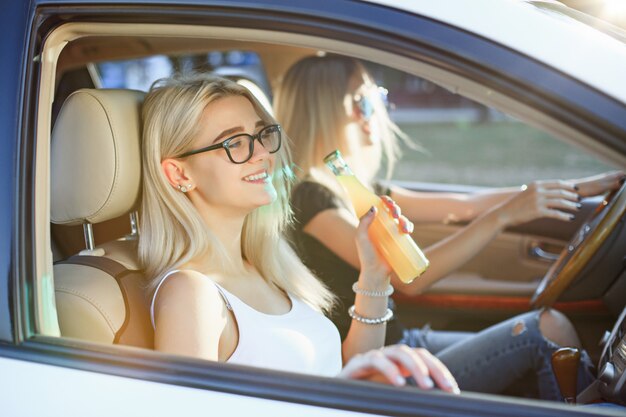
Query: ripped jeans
397,310,595,400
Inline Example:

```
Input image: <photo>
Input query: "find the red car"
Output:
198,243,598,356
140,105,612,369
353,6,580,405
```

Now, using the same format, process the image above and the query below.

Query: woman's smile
243,169,271,184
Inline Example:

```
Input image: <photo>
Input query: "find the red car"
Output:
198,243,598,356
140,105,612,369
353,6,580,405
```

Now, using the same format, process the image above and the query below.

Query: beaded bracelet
348,305,394,325
352,282,394,297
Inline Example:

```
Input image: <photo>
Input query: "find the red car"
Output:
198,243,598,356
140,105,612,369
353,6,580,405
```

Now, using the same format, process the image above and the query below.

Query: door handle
529,242,560,262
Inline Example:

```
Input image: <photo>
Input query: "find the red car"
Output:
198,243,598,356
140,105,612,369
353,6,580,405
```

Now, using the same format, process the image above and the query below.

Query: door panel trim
394,293,609,314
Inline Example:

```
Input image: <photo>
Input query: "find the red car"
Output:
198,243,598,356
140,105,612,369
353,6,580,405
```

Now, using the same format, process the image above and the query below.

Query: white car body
2,0,625,416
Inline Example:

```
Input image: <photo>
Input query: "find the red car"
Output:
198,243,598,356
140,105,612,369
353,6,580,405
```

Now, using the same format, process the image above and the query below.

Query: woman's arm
389,186,517,224
389,170,625,224
304,202,508,298
153,271,232,361
304,179,602,299
334,207,393,362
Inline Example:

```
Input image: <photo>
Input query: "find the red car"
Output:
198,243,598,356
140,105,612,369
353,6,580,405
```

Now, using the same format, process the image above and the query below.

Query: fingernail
574,185,579,191
422,376,435,389
570,214,576,221
576,203,582,209
577,195,582,202
395,375,406,386
439,379,461,394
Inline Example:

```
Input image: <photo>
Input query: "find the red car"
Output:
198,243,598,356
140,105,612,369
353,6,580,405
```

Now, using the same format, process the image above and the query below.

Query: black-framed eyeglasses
176,124,282,164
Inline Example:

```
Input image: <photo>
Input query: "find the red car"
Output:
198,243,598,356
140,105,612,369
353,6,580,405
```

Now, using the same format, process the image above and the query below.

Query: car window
366,63,616,186
12,2,625,415
96,51,271,98
94,53,616,188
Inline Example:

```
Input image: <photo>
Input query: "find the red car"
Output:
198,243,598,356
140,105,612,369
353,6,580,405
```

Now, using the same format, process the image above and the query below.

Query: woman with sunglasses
139,73,459,392
274,54,621,399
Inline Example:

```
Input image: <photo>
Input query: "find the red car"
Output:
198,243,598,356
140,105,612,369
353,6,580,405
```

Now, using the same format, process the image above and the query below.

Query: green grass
390,121,615,186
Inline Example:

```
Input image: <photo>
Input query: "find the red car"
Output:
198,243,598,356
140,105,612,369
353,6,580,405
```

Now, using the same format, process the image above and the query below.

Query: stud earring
177,184,192,193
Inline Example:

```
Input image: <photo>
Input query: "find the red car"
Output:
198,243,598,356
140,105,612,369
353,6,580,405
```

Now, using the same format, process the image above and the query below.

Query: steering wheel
531,181,626,308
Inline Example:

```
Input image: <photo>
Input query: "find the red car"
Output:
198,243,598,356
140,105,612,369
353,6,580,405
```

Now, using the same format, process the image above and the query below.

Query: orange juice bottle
324,150,429,283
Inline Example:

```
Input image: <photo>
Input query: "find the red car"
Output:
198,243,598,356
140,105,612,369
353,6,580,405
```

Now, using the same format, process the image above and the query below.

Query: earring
177,184,192,193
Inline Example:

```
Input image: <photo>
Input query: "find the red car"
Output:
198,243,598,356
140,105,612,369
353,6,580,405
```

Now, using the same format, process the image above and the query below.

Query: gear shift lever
551,347,580,403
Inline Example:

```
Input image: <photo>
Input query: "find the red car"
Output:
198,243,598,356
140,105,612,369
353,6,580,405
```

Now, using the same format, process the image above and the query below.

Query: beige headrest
51,89,145,225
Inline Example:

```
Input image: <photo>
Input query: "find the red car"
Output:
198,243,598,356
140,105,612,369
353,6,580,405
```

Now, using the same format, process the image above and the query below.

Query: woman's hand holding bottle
354,197,414,285
342,197,415,358
326,150,428,283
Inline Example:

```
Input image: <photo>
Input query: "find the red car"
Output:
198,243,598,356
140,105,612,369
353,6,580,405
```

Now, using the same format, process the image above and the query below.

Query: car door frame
2,1,625,416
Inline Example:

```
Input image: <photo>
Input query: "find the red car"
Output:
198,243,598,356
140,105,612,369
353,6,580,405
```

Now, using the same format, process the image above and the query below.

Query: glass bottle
324,150,429,283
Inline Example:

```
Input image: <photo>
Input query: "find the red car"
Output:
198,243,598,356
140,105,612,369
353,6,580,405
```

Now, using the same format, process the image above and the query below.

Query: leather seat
51,88,153,348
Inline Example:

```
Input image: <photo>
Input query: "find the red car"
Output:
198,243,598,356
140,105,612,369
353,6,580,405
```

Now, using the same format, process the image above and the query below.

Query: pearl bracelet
348,305,394,325
352,282,394,297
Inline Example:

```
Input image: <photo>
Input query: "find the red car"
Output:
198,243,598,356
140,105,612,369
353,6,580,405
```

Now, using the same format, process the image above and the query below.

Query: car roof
32,0,626,103
363,0,626,104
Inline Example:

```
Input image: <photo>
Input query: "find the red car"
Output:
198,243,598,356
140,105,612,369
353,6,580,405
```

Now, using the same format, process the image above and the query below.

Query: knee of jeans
511,319,527,337
507,311,541,338
538,308,580,347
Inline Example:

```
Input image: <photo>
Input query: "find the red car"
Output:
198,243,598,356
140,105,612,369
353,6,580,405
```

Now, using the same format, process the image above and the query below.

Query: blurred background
95,0,623,187
382,0,624,186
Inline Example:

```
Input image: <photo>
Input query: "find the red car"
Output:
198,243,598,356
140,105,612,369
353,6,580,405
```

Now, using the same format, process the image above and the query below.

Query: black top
288,180,404,344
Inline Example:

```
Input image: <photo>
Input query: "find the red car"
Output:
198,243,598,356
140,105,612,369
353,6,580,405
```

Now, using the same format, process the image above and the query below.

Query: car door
2,0,625,416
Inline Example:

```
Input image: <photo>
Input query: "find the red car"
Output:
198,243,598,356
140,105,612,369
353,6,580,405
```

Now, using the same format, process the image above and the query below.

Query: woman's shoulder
292,179,341,208
292,178,333,196
291,180,344,227
153,270,226,310
150,270,232,353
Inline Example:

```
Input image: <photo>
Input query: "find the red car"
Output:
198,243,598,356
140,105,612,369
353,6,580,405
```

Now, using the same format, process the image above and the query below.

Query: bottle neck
324,150,354,177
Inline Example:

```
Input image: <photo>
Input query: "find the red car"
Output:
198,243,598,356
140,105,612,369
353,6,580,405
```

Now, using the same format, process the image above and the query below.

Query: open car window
91,53,617,188
5,2,624,416
362,64,617,187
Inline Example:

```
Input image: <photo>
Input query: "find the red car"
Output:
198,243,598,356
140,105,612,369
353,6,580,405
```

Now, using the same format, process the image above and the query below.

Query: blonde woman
275,55,621,398
139,73,459,392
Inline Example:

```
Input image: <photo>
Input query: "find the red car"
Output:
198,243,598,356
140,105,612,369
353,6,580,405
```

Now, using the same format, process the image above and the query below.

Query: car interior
35,21,626,405
51,88,150,347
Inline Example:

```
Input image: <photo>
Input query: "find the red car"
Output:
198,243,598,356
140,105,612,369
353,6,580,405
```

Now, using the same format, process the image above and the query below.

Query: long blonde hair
274,54,404,183
140,73,335,312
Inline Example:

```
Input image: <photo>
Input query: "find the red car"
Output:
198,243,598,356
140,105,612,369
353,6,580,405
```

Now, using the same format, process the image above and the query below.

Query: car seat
51,88,153,348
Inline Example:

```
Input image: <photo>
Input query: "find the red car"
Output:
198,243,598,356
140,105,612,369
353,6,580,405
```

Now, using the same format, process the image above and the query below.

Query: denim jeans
397,310,595,400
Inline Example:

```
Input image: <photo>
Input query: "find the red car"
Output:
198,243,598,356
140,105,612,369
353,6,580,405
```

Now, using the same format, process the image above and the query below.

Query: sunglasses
354,86,389,121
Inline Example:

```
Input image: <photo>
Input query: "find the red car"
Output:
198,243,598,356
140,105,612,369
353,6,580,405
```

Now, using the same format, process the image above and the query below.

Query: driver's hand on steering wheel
495,180,581,227
571,171,625,198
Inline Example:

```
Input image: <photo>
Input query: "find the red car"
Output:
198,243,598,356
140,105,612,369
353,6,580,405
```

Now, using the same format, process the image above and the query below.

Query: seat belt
54,255,154,348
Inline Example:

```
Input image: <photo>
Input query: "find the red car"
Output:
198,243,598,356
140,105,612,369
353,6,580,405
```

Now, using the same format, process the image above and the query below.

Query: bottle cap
323,149,342,164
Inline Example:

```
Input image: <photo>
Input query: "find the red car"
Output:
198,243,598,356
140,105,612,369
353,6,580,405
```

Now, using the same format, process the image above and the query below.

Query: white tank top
150,270,342,377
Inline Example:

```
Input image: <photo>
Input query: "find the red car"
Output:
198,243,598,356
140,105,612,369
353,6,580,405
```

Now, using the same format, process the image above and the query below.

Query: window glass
96,51,270,97
366,64,615,186
98,55,173,91
96,55,615,187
